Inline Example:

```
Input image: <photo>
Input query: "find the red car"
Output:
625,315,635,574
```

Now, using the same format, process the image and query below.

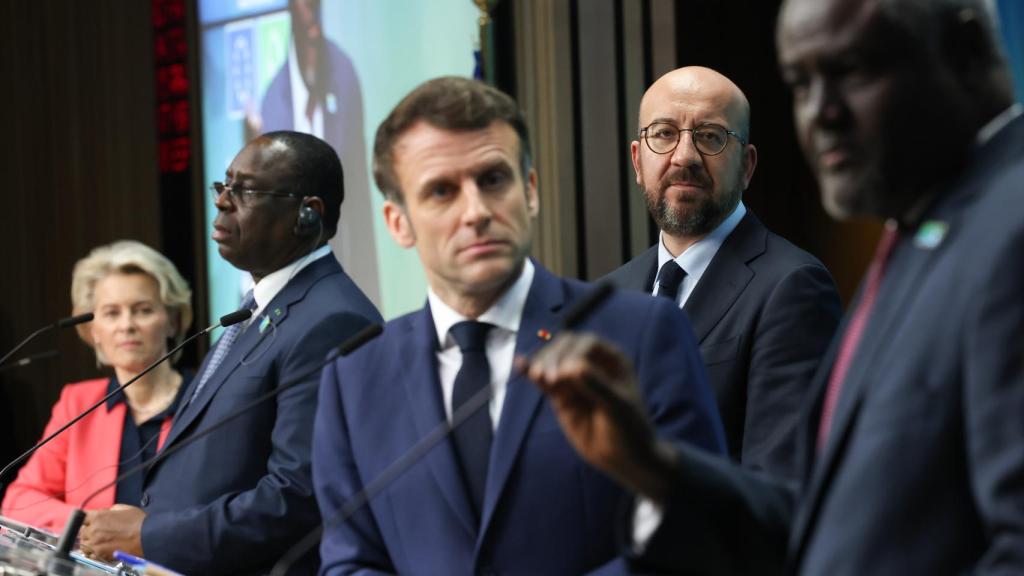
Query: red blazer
1,378,173,533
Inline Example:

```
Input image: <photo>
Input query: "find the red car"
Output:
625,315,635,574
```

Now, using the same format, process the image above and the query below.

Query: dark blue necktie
449,320,494,521
656,260,686,302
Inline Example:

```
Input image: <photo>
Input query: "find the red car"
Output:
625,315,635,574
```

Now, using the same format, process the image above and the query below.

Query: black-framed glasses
209,181,305,205
639,122,747,156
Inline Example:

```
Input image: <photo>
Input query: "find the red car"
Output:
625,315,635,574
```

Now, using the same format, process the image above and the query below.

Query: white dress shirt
653,201,747,306
249,244,332,329
633,202,746,550
288,40,324,138
427,259,535,430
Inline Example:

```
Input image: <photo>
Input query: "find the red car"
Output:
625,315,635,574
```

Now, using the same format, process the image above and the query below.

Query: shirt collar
105,371,191,420
656,201,746,281
976,103,1023,146
288,38,310,109
428,259,535,349
252,245,332,319
902,104,1024,228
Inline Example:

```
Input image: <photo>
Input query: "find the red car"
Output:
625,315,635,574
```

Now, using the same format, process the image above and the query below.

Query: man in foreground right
525,0,1024,573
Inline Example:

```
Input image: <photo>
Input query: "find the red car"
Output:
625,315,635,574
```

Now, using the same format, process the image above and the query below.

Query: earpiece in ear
295,201,322,236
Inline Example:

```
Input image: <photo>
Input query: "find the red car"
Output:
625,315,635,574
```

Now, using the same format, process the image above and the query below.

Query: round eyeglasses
209,181,305,206
639,122,747,156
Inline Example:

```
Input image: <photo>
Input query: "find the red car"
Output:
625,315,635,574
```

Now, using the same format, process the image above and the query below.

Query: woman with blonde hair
2,240,193,533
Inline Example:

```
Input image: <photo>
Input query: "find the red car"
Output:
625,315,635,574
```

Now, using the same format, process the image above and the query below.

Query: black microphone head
337,323,384,357
561,282,614,329
56,312,94,329
220,308,253,327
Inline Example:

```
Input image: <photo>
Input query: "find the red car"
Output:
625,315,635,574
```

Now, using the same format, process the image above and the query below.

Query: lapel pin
913,220,948,250
259,315,271,334
274,308,282,317
537,329,552,341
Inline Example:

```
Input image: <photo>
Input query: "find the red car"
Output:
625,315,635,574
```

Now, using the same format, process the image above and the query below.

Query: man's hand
519,332,679,504
79,504,145,562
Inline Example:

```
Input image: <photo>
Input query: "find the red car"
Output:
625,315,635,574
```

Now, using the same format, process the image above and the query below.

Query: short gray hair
71,240,193,365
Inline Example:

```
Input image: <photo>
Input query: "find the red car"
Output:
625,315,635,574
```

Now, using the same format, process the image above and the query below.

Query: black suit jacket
604,211,841,478
139,256,381,575
637,113,1024,575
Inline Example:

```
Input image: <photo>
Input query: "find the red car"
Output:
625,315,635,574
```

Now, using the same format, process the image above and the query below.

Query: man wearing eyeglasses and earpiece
78,131,381,575
603,66,841,480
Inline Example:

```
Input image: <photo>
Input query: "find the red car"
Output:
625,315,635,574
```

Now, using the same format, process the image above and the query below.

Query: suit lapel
790,115,1024,564
401,307,478,539
478,265,565,544
790,215,956,559
162,320,268,450
161,257,334,452
617,246,658,292
683,213,762,343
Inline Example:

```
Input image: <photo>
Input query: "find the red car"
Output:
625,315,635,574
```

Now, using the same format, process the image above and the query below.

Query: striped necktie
190,290,256,404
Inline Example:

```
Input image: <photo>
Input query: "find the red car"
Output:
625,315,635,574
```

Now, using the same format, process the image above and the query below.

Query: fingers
523,332,636,406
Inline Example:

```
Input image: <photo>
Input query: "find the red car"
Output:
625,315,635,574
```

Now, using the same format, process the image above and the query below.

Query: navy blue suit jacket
603,211,841,478
637,114,1024,575
314,263,726,575
139,256,381,575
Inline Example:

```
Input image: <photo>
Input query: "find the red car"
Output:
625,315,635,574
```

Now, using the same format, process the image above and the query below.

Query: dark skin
78,137,325,561
518,334,680,505
776,0,1002,221
213,136,326,283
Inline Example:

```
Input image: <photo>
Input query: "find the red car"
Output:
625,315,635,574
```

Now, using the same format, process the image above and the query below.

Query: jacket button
140,492,150,507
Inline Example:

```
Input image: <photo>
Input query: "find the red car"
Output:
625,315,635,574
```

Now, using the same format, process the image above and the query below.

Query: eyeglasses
209,181,304,206
639,122,747,156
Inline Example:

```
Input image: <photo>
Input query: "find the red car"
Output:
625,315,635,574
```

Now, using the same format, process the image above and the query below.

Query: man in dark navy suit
605,66,841,478
313,76,726,575
528,0,1024,574
80,131,381,574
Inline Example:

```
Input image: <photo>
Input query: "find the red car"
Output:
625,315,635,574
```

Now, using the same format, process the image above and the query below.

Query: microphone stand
0,313,93,368
0,309,251,493
46,322,382,572
269,283,615,576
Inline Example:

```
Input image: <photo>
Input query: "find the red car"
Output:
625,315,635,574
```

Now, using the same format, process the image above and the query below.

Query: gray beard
648,187,739,239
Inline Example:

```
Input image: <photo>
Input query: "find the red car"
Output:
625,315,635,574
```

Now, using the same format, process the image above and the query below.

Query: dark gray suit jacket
636,113,1024,575
603,211,841,478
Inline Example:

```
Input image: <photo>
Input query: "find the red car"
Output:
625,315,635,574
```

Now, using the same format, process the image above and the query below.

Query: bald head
639,66,751,141
632,66,757,251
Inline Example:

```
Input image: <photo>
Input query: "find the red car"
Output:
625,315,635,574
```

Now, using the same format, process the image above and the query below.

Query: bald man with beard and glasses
525,0,1024,574
605,66,842,479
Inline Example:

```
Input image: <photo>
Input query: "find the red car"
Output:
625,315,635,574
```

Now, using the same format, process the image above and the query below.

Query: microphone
75,320,384,512
47,508,85,575
0,308,252,493
269,283,616,576
0,312,94,368
56,313,96,330
43,321,384,568
218,308,254,328
0,349,60,373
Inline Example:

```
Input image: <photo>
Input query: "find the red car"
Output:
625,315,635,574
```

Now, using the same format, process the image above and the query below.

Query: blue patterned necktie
449,320,494,522
656,260,687,302
190,290,256,404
